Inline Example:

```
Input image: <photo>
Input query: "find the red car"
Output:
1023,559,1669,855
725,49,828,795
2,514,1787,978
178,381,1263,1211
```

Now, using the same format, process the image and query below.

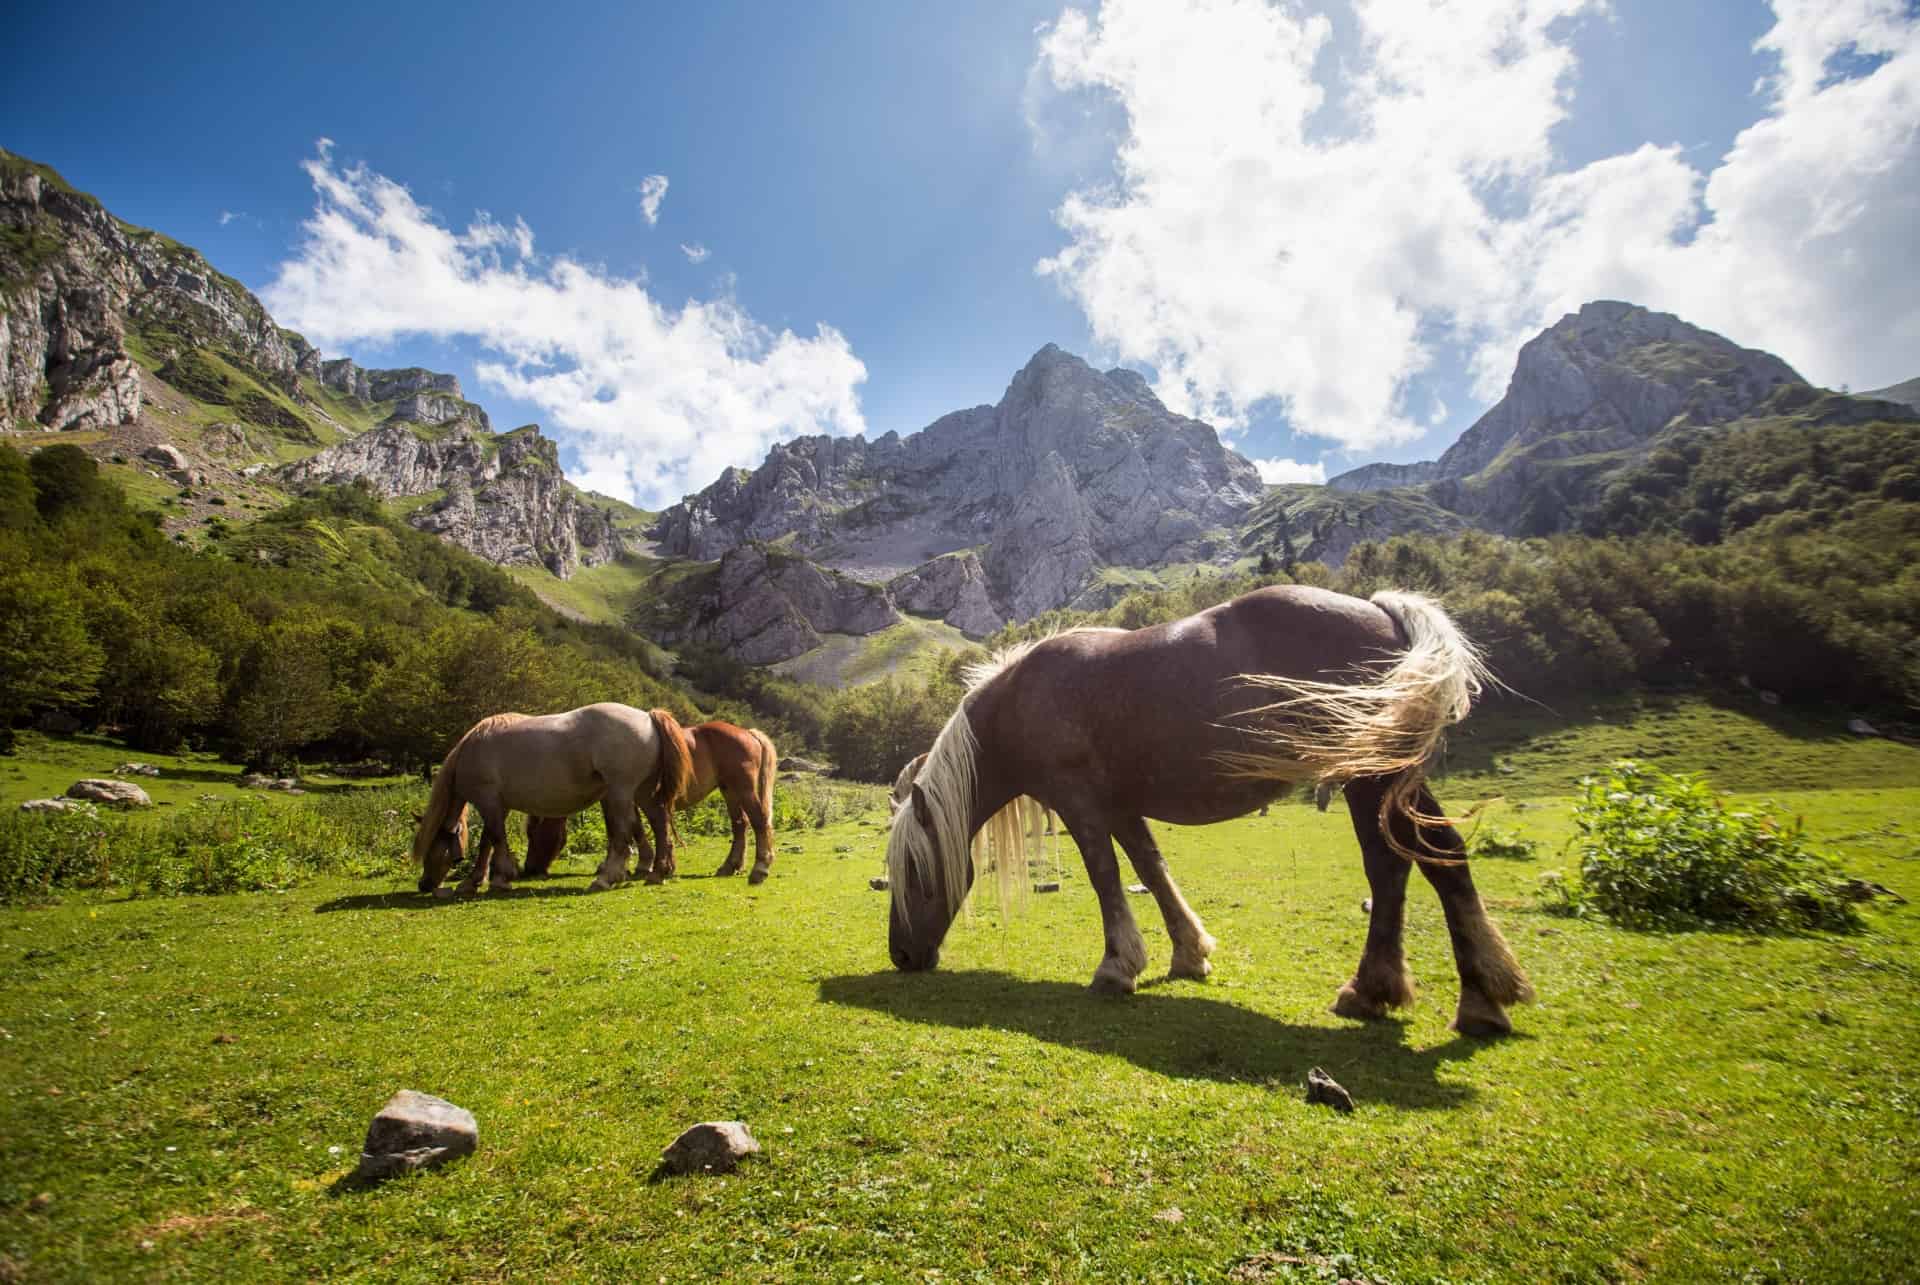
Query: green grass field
2,709,1917,1280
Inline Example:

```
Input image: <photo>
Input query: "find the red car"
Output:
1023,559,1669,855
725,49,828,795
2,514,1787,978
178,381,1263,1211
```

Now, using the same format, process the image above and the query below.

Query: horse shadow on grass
313,881,617,913
819,969,1516,1111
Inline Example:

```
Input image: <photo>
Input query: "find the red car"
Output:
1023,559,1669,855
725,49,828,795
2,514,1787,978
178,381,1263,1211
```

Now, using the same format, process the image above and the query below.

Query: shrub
1467,824,1538,861
1557,760,1861,932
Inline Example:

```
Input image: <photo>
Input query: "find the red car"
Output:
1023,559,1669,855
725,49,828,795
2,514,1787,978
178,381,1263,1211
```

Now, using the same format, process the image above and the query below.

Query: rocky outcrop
657,545,900,665
389,392,487,431
1325,459,1439,494
888,550,1003,636
275,424,624,578
1325,301,1805,534
1858,375,1920,414
1,148,310,430
654,344,1261,621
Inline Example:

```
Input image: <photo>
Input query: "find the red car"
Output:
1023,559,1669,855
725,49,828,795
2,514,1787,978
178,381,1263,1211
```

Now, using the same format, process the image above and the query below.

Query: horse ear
910,782,933,828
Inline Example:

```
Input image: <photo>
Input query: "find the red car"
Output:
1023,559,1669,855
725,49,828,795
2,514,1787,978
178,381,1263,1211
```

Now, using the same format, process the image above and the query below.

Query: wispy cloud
217,209,259,227
638,174,669,226
679,241,710,264
1033,0,1920,454
263,142,866,507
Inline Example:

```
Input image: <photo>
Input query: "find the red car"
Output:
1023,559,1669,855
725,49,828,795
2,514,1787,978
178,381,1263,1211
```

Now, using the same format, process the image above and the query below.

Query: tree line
0,445,692,769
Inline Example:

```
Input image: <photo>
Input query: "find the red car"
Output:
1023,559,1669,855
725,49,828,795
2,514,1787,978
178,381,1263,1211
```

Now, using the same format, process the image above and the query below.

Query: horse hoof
1450,989,1513,1037
1331,983,1390,1021
747,867,769,886
714,865,738,878
1089,967,1137,996
588,876,617,892
432,886,455,900
1168,955,1212,981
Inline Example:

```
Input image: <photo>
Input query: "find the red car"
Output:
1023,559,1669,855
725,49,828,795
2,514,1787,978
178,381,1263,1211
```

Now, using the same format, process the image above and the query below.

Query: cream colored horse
413,703,692,896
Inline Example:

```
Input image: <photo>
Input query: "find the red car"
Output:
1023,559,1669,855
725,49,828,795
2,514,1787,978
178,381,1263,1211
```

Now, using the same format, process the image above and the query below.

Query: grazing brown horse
886,584,1533,1036
412,703,692,895
521,721,780,884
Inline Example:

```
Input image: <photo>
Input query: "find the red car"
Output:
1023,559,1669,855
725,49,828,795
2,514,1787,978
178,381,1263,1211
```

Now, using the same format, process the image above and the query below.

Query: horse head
886,767,973,972
416,810,467,894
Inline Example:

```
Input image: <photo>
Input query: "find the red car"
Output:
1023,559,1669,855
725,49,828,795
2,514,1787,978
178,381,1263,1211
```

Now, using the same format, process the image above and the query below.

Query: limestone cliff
1324,302,1805,534
653,343,1262,622
275,423,625,579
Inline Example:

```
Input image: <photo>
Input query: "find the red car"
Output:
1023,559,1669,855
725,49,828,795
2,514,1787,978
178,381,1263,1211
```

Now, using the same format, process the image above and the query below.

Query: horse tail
411,733,470,867
648,709,694,812
749,728,777,828
1225,590,1489,866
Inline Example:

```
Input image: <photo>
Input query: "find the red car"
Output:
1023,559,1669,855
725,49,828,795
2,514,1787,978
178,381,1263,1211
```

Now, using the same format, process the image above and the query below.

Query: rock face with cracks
64,779,150,807
355,1090,478,1181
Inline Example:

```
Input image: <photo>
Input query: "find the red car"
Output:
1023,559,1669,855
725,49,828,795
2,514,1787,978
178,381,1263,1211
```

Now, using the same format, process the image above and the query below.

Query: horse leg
1062,812,1148,995
629,804,657,880
715,791,747,877
589,796,632,892
1110,815,1215,981
458,801,506,895
1333,779,1417,1020
743,789,773,885
486,809,517,892
1406,785,1533,1036
642,800,675,883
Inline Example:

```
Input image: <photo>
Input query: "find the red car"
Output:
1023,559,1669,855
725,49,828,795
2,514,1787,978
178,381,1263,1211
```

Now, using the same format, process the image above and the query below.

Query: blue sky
5,1,1915,506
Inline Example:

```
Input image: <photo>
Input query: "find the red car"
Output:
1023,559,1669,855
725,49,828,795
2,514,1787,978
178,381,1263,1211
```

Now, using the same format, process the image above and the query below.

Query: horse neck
960,685,1020,836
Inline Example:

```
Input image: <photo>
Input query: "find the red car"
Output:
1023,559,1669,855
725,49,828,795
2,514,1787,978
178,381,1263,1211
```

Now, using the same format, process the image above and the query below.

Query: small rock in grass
1125,883,1149,895
113,763,161,777
19,799,81,814
1153,1205,1184,1224
1361,897,1373,913
868,876,890,891
657,1121,759,1176
1847,718,1878,737
211,1033,236,1045
26,1193,51,1213
1305,1066,1354,1113
354,1090,477,1181
64,779,150,808
1033,881,1061,893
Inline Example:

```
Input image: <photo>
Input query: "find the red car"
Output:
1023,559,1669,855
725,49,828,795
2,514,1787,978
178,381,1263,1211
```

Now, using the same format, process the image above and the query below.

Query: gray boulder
355,1090,478,1181
64,779,150,807
140,443,189,472
20,798,82,814
656,1121,760,1176
113,762,160,777
890,551,1004,637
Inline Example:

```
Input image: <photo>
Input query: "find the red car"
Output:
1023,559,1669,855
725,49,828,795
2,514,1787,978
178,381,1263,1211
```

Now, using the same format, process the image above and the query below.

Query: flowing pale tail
1223,591,1490,865
750,728,777,831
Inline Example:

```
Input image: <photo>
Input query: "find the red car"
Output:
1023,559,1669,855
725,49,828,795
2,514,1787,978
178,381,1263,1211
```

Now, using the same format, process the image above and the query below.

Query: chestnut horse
886,585,1533,1036
412,703,692,896
520,721,780,884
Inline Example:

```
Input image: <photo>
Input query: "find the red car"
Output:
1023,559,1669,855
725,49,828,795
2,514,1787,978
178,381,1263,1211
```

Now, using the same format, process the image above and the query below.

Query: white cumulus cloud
638,174,670,226
1034,0,1920,454
679,241,710,263
263,143,867,507
1251,456,1326,485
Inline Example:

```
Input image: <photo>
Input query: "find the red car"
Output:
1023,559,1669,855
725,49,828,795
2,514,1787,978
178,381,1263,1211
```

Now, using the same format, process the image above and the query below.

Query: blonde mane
887,629,1117,922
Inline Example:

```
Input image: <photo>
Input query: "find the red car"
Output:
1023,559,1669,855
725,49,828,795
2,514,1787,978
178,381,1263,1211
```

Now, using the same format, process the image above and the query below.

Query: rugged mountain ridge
1324,302,1808,534
654,343,1263,628
0,147,626,581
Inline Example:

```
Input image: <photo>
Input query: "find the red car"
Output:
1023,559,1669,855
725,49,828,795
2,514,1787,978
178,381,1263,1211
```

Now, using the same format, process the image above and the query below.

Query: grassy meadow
0,703,1917,1281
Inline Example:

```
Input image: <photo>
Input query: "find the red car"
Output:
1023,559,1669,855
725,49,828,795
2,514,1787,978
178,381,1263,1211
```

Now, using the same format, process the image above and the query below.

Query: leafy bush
1555,760,1861,932
1467,824,1538,861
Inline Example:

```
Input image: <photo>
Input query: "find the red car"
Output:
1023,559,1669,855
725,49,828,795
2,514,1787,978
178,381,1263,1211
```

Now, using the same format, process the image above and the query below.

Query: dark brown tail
648,709,694,812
